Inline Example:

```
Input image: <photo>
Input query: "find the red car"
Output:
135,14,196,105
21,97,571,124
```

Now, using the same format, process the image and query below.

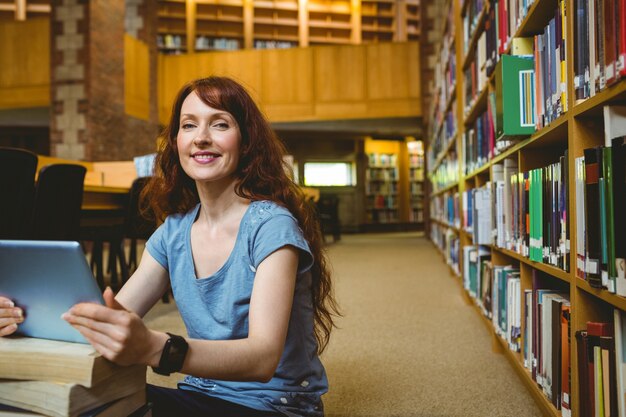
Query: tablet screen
0,240,104,344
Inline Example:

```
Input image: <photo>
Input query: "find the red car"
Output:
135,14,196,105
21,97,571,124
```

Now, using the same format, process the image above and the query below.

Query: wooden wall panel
313,45,366,103
194,49,263,101
158,41,422,124
125,35,150,120
367,42,420,100
0,18,50,109
261,48,314,120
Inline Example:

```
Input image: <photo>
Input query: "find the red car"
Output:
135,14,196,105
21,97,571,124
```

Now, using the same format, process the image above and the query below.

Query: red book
587,321,613,338
498,0,507,55
616,0,626,77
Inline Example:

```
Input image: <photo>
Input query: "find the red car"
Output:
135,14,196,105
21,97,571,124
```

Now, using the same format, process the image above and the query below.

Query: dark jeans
146,384,284,417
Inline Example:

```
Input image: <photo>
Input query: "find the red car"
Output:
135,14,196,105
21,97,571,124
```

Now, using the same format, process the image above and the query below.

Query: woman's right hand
0,297,23,336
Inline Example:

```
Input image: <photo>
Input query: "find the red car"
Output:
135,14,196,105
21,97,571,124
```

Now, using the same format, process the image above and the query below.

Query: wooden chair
124,177,169,302
125,177,157,272
0,147,38,239
80,209,128,292
316,195,341,243
30,164,86,241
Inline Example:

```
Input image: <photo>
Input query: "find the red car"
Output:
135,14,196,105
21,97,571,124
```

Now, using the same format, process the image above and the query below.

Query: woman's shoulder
245,200,295,229
249,200,293,216
161,204,199,229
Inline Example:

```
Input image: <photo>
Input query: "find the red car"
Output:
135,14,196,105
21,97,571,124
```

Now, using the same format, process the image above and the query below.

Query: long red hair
143,76,339,352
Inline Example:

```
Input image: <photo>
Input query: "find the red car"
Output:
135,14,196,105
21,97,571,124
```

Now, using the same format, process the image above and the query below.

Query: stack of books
0,337,148,417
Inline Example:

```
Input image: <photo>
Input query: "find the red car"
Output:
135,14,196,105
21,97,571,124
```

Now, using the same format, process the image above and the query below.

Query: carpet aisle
144,233,543,417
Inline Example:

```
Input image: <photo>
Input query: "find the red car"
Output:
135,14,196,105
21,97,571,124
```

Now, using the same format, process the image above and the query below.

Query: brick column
50,0,159,161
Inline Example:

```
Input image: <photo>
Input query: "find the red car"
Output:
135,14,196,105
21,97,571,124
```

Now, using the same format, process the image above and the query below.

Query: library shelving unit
157,0,420,53
157,0,189,54
426,0,459,275
426,0,626,416
307,0,353,45
253,0,300,49
405,0,420,41
365,151,400,225
360,0,396,44
194,0,245,51
408,140,425,223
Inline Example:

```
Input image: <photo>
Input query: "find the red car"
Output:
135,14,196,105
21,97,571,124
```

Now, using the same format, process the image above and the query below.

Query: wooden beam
243,0,253,49
298,0,308,47
15,0,26,21
186,0,196,53
350,0,361,44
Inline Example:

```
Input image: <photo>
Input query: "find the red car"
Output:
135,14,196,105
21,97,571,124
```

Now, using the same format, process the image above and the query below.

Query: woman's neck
195,178,249,226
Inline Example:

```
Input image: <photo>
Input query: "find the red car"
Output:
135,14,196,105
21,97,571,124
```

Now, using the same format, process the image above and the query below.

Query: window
303,162,355,186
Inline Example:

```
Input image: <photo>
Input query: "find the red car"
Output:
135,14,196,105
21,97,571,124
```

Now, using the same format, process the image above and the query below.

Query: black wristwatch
152,333,189,376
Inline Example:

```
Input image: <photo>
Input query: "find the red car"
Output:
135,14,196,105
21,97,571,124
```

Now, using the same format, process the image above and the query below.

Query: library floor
143,233,543,417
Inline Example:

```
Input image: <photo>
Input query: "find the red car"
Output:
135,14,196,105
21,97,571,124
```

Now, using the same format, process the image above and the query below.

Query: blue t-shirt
146,200,328,417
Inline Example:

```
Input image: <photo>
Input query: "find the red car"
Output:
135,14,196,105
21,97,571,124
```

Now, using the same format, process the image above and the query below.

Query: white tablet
0,240,105,344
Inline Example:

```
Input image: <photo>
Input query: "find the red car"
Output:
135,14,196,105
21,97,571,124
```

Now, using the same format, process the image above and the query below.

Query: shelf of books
426,0,626,416
360,0,396,43
405,0,420,41
253,0,300,49
157,0,420,53
365,152,400,224
157,0,189,54
408,140,425,224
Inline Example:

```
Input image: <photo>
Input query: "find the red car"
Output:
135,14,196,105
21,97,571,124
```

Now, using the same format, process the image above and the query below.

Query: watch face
166,334,189,373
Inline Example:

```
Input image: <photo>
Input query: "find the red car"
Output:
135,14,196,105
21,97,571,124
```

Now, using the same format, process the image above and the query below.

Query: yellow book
511,37,533,56
595,346,606,417
0,365,146,417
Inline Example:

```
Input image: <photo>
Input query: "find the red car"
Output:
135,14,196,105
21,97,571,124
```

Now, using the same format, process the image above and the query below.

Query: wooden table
82,185,130,211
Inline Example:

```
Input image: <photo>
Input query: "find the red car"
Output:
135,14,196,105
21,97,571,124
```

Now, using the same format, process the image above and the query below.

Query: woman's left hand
62,287,165,367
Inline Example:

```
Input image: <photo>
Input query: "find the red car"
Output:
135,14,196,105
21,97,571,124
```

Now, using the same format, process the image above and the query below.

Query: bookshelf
426,0,626,417
194,0,246,51
157,0,188,54
253,0,300,48
365,151,400,224
405,0,420,41
360,0,396,43
157,0,420,52
408,140,425,223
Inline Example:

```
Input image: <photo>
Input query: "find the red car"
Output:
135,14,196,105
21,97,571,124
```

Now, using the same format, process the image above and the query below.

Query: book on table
0,337,147,417
0,390,148,417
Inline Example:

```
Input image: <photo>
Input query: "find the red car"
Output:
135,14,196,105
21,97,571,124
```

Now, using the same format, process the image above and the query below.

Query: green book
602,147,616,289
599,177,607,269
529,168,544,262
495,54,537,140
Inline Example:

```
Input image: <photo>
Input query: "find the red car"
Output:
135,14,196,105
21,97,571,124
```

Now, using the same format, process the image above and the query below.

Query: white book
604,105,626,146
541,293,554,395
524,291,531,368
503,158,518,247
575,157,587,277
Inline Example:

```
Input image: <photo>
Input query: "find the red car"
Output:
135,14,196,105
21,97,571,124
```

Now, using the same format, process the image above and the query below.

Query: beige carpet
143,233,543,417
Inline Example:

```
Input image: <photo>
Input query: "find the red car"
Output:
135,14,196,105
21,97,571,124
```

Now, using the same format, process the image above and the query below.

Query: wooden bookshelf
426,0,626,416
157,0,419,52
408,140,425,224
157,0,188,54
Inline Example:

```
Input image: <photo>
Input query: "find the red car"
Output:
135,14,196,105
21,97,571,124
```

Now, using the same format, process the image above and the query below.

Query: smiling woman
23,76,341,417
